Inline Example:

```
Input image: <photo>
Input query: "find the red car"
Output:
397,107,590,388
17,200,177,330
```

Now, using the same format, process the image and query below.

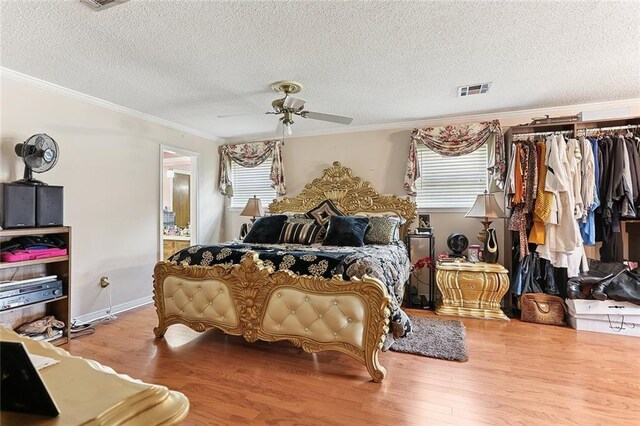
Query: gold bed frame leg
154,322,167,339
153,274,167,339
365,347,387,383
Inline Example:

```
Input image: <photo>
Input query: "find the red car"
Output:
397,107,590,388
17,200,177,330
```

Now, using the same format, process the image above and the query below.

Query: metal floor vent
80,0,129,11
458,82,492,97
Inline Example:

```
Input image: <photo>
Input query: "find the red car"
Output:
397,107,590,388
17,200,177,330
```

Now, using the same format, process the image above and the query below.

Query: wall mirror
160,146,199,260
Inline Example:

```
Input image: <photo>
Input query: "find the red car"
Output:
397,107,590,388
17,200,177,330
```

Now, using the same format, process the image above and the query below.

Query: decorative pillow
286,216,316,225
287,216,326,243
279,222,323,245
365,216,402,245
243,215,288,244
305,200,345,227
322,216,370,247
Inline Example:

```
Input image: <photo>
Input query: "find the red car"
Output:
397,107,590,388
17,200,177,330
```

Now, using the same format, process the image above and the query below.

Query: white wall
0,76,224,320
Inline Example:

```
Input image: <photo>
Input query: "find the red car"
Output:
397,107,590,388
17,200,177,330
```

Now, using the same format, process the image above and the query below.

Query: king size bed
153,162,416,382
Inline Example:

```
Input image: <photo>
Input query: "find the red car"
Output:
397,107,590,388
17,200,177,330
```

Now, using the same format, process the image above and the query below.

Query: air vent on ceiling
458,82,492,97
80,0,129,11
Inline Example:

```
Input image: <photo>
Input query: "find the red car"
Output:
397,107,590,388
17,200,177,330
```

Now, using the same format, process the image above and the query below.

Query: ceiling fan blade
217,112,267,118
283,96,306,111
301,111,353,125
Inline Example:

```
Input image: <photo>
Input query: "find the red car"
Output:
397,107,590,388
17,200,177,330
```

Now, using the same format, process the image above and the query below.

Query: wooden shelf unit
502,116,640,314
0,226,71,346
504,116,640,263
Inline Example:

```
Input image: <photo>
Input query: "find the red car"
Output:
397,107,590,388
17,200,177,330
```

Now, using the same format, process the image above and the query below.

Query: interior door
173,173,190,228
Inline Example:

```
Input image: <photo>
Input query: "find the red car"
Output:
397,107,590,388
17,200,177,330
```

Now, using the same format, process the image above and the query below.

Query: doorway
160,146,199,260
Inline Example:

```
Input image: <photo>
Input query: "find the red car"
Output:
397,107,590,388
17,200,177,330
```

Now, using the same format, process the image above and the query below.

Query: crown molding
227,98,640,143
4,66,636,144
0,67,225,143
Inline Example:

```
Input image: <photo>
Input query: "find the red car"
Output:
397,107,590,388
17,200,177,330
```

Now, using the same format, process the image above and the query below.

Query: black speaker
0,183,36,229
36,186,63,227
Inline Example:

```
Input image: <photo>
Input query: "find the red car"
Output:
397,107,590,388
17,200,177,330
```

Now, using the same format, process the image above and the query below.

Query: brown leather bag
520,293,565,326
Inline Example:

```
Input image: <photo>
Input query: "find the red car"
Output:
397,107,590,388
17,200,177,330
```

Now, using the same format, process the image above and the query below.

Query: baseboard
73,296,153,325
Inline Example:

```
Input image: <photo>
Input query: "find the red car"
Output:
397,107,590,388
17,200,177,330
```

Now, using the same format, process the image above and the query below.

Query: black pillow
322,216,370,247
243,215,288,244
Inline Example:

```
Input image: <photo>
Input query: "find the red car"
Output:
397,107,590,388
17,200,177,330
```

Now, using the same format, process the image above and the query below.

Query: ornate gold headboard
269,161,417,238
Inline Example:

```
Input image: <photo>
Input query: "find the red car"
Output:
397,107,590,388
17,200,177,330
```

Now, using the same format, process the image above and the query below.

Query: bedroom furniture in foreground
435,260,510,321
0,227,71,346
405,232,436,309
0,326,189,425
153,161,416,382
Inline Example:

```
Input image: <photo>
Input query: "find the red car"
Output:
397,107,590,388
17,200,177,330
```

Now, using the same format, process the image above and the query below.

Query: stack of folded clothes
0,236,67,262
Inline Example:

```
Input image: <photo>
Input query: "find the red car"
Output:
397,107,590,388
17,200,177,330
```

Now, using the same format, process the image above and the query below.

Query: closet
502,116,640,314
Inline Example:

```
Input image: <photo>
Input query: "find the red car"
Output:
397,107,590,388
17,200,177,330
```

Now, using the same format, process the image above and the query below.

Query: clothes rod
512,130,574,139
577,124,639,133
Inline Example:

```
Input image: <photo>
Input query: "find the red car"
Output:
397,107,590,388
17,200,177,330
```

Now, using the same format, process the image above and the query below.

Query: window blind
415,144,488,209
230,157,277,208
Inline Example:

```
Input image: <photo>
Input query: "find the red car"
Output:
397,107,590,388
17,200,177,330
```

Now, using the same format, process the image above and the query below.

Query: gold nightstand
435,261,510,321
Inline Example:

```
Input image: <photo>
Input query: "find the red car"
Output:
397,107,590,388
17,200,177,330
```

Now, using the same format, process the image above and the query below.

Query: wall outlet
100,276,110,288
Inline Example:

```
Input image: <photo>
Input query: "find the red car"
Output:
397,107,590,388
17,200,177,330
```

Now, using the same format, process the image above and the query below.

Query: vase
483,228,499,263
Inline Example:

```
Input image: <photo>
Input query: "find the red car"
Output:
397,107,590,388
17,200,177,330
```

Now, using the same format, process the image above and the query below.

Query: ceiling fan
218,81,354,136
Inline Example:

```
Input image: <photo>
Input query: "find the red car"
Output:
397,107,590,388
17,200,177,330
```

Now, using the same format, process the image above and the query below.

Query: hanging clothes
529,141,552,244
579,137,599,245
620,135,636,218
598,133,640,261
625,138,640,209
512,145,524,204
536,135,588,278
508,141,536,260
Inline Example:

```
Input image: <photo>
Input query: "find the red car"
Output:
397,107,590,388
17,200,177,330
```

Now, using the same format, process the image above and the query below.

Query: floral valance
218,140,286,196
404,120,506,195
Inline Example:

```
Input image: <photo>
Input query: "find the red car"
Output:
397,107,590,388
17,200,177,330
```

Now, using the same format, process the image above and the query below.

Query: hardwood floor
66,306,640,425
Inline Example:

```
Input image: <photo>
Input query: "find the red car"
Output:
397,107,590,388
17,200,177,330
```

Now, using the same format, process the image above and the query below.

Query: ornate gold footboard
153,253,392,382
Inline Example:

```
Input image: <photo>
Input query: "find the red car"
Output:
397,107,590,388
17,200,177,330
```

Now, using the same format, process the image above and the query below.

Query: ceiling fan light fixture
284,123,293,136
283,96,306,112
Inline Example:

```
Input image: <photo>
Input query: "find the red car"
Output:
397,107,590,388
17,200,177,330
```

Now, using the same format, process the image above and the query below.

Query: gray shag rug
390,315,469,362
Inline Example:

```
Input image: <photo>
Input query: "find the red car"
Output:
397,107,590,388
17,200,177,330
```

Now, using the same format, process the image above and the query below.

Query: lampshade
465,191,505,219
240,195,265,218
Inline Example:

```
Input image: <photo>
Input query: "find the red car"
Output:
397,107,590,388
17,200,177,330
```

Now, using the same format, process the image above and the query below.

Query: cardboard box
566,299,640,337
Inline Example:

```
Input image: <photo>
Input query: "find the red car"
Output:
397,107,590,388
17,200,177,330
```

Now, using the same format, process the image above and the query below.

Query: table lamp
240,195,265,222
464,190,505,244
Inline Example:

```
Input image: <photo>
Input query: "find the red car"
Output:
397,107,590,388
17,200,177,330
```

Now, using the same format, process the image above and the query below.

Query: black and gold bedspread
168,242,412,347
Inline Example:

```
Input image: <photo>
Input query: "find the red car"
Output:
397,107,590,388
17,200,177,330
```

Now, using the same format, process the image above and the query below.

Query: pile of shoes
16,315,65,341
568,259,640,305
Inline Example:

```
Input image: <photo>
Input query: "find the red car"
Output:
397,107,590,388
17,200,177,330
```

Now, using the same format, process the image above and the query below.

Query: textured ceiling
1,1,639,139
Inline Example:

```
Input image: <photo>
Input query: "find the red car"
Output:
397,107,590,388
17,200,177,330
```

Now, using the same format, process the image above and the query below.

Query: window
414,144,488,209
230,157,277,208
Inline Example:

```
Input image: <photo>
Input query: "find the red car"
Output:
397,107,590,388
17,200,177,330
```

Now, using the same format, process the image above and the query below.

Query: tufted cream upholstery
163,276,238,326
262,288,366,348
